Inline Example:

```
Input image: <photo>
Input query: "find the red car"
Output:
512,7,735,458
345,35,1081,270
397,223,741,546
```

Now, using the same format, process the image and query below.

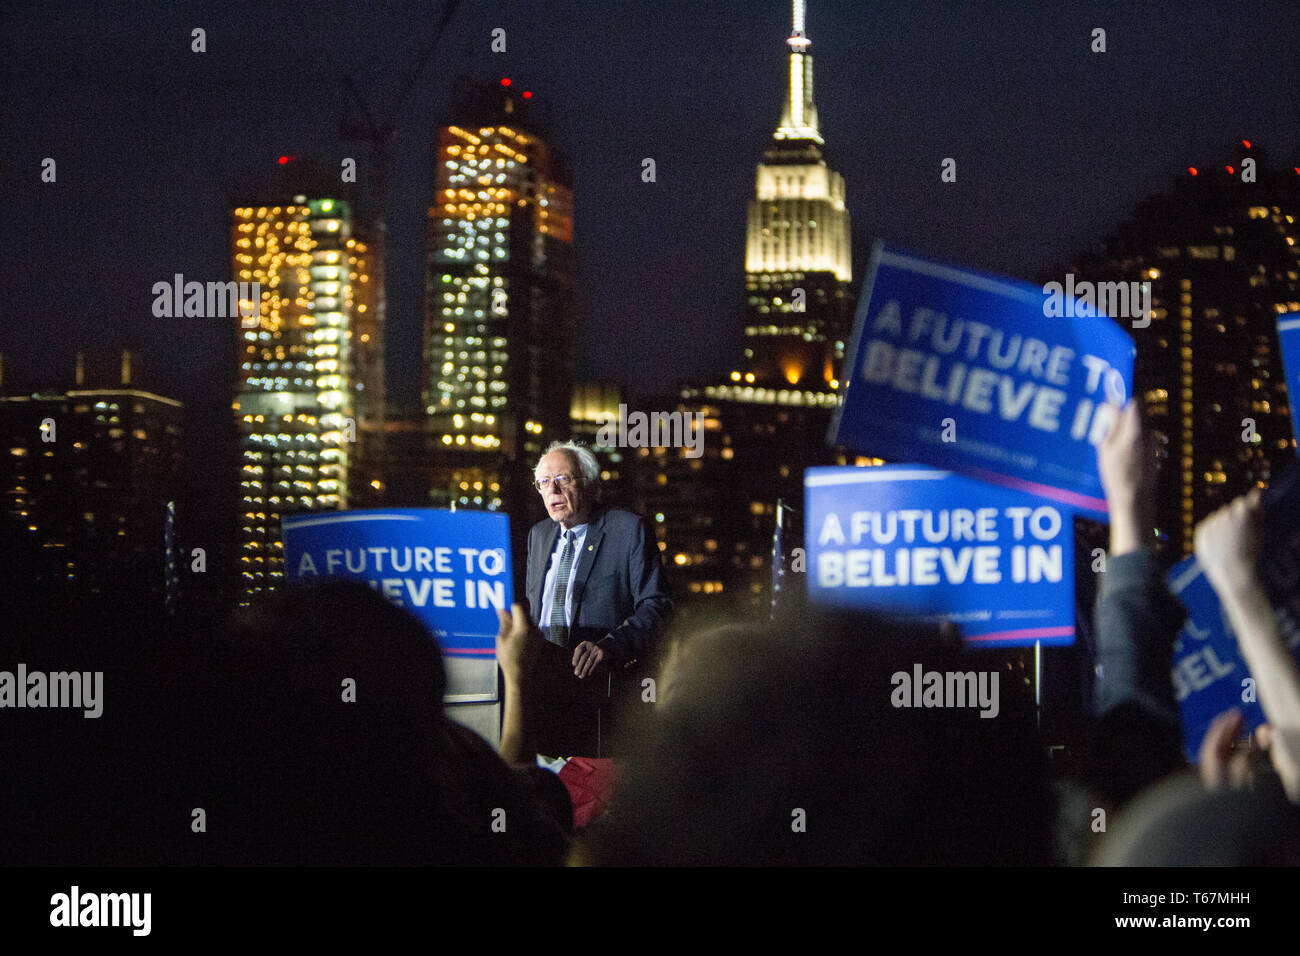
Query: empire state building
744,0,852,389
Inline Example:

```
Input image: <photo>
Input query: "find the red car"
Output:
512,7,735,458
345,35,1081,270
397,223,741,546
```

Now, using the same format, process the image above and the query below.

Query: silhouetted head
583,607,1052,865
195,579,560,864
1093,769,1300,866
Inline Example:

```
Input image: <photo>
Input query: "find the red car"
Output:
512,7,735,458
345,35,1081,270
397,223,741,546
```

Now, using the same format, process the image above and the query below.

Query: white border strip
877,250,1044,304
1167,559,1203,594
281,513,423,529
805,469,949,487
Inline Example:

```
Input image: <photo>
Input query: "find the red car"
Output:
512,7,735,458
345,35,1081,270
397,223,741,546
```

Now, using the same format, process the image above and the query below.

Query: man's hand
496,603,543,690
572,640,610,680
1194,487,1264,600
1097,401,1154,555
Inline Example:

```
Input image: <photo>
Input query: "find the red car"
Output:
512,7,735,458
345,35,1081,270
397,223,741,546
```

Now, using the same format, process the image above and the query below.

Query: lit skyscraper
634,2,863,619
231,165,366,602
348,218,384,508
0,351,183,612
422,77,576,532
744,0,852,388
1056,143,1300,556
570,381,632,508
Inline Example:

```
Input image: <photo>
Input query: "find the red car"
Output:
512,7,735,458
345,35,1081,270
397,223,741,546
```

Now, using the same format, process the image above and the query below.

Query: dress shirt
538,521,589,628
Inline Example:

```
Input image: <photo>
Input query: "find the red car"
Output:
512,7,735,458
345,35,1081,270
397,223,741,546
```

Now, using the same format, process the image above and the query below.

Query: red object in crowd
557,758,620,829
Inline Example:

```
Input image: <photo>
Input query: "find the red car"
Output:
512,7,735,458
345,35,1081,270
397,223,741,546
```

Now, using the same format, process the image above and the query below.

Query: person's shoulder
528,516,556,536
596,507,650,533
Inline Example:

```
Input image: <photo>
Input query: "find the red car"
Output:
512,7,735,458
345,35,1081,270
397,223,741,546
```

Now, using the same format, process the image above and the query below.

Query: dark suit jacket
525,505,672,666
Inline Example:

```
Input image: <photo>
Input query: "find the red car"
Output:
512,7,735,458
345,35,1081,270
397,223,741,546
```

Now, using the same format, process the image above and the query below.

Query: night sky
4,0,1299,410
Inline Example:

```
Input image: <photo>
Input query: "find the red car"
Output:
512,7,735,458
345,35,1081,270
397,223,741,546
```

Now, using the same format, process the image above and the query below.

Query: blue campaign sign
1165,466,1300,760
828,244,1136,521
280,509,512,657
805,465,1074,647
1278,313,1300,449
1166,557,1265,762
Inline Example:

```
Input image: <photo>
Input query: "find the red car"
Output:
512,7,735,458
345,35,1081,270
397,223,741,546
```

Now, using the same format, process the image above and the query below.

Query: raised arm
1092,401,1184,725
496,603,544,767
1195,489,1300,800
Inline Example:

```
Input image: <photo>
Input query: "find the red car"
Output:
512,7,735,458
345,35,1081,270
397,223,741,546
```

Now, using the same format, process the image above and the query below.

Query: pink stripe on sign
964,626,1075,643
444,647,498,656
964,467,1109,514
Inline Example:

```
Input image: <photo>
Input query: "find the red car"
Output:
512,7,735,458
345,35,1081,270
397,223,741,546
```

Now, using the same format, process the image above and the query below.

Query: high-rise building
632,383,867,620
0,351,183,612
744,0,852,389
630,2,862,619
633,2,858,619
348,219,385,510
1053,143,1300,557
231,162,367,602
570,381,632,509
422,76,576,544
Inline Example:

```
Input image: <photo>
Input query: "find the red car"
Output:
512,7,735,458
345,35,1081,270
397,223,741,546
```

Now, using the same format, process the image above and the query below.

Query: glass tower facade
231,195,365,601
422,78,576,531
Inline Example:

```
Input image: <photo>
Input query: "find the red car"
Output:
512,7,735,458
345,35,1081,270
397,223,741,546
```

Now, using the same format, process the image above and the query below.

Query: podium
528,639,619,758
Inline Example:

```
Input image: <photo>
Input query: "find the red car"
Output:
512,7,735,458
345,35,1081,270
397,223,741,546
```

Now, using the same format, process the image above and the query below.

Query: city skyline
4,0,1300,604
7,0,1299,409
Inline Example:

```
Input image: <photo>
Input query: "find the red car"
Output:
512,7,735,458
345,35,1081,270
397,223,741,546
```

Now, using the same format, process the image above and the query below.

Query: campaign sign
1278,312,1300,449
805,465,1074,647
1166,556,1266,762
280,509,511,657
828,244,1136,521
1166,464,1300,761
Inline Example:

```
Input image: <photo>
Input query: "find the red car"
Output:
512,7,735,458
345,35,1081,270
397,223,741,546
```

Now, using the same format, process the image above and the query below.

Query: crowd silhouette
3,404,1299,866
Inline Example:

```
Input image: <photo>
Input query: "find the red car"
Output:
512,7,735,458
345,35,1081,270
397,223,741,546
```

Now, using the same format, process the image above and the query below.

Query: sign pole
1034,639,1042,732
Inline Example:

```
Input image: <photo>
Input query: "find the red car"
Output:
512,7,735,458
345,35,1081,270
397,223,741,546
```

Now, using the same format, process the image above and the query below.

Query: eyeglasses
535,474,580,493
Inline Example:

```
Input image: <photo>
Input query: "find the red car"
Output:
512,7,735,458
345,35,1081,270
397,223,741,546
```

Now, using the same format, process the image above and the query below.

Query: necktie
548,531,576,647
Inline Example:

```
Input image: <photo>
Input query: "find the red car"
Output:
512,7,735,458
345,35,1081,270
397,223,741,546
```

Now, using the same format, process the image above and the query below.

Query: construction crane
339,0,464,500
340,0,467,421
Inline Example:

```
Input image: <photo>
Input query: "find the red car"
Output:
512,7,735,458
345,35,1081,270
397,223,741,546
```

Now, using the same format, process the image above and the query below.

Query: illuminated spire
775,0,822,144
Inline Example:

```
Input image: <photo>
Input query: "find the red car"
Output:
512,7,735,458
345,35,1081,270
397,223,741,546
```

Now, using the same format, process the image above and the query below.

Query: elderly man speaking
525,441,672,682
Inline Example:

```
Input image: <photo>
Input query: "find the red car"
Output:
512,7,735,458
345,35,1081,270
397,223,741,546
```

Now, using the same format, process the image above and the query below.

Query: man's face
537,451,592,528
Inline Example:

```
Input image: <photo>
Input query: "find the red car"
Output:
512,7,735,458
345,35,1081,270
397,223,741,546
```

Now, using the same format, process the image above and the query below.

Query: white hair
536,440,601,483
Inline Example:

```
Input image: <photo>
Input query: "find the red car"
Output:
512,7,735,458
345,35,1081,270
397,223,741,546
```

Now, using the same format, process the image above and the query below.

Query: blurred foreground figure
191,581,567,865
1093,770,1300,866
577,608,1053,865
